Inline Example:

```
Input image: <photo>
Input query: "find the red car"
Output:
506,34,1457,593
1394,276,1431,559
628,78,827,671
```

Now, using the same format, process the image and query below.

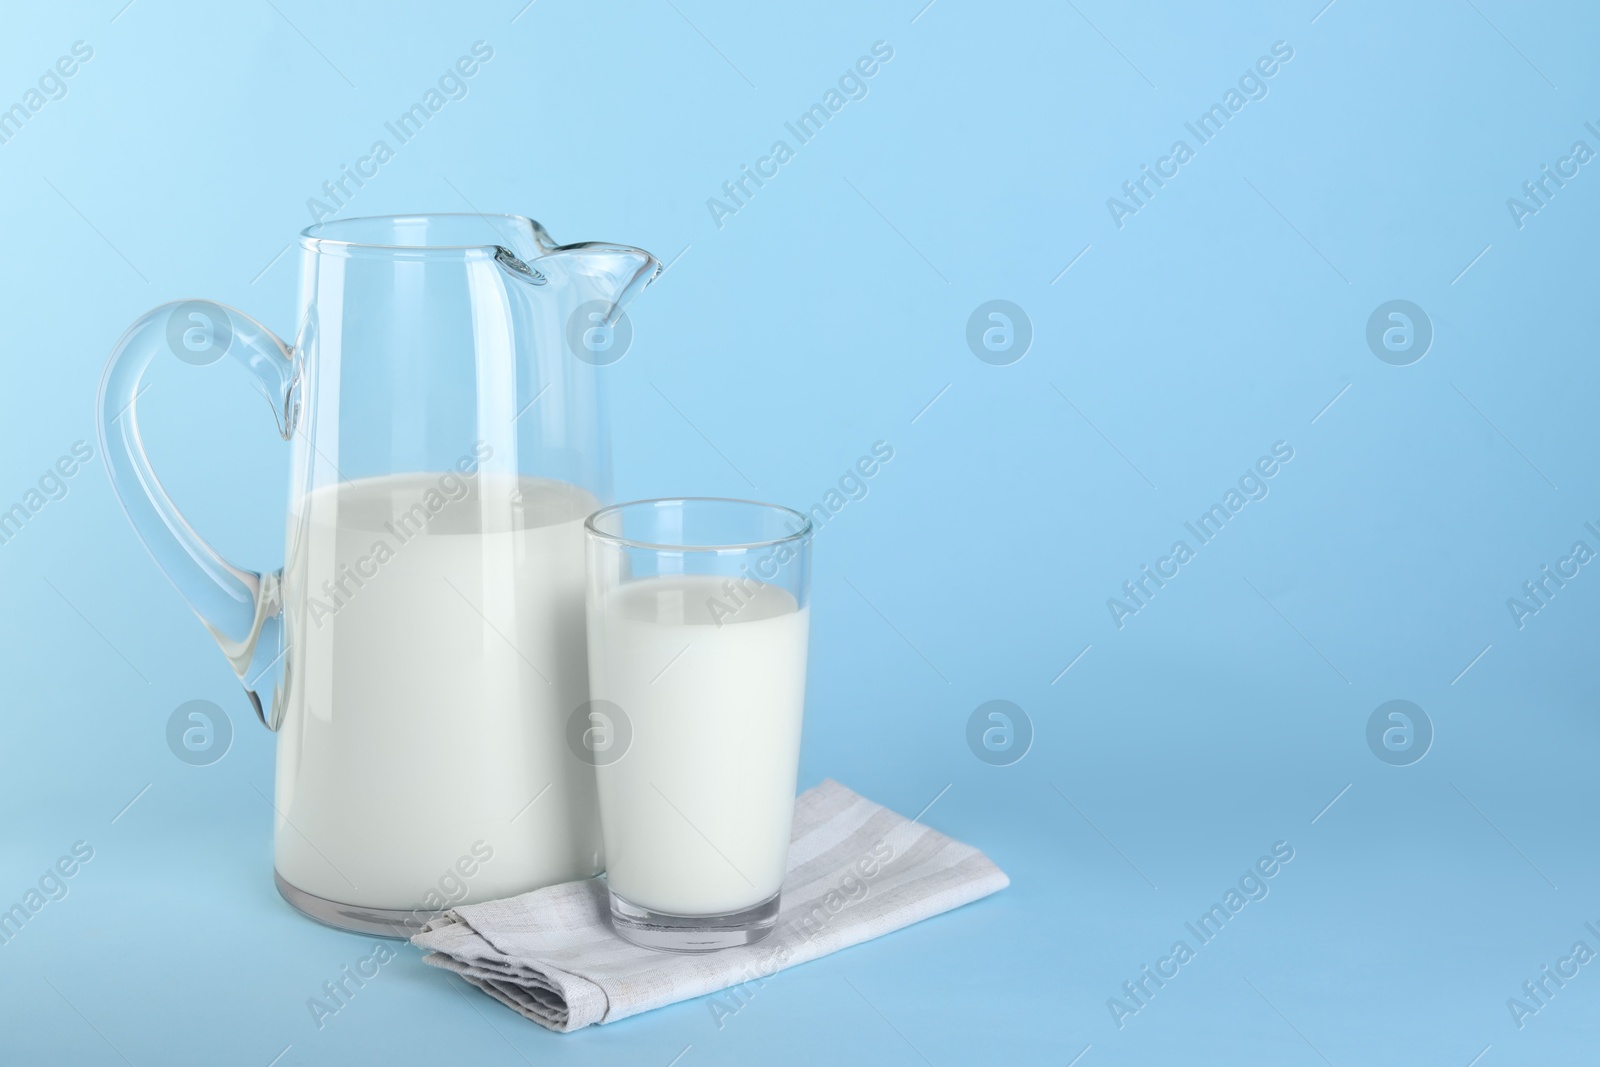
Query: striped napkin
411,779,1009,1031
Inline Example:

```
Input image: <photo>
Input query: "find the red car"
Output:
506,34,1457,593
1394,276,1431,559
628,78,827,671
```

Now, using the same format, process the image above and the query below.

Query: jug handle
95,300,299,730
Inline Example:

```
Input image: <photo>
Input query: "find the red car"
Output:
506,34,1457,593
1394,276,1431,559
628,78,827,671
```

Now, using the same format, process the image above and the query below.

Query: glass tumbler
583,498,812,952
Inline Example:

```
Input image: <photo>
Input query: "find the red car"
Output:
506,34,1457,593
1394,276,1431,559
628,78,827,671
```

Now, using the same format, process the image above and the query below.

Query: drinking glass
583,498,812,951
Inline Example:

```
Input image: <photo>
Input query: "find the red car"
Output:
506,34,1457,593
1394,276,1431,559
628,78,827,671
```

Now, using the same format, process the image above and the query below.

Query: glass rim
298,212,542,254
584,497,813,553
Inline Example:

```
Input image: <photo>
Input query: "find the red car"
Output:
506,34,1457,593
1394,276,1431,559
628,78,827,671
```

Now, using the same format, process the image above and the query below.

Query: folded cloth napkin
412,779,1008,1031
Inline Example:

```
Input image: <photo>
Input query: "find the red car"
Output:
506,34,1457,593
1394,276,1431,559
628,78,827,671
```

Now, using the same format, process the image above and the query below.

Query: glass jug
97,214,659,935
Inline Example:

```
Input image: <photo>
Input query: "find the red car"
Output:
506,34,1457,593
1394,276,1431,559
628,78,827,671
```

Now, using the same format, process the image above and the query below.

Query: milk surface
276,472,603,911
588,574,808,916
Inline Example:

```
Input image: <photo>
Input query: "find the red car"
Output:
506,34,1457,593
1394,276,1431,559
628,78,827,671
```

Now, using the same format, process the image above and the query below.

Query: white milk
275,472,603,911
588,574,808,916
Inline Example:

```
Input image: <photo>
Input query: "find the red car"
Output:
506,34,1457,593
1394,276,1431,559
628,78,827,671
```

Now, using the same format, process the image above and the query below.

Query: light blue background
2,0,1596,1063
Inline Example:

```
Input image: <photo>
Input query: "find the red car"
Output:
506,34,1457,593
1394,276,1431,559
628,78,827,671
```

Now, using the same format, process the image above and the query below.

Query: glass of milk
583,498,812,952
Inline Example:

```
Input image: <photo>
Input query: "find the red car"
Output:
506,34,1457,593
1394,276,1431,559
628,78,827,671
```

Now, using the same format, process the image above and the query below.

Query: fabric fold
412,779,1008,1031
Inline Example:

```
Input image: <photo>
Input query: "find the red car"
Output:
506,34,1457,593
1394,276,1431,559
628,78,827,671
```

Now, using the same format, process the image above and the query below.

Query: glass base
274,871,432,940
608,889,781,953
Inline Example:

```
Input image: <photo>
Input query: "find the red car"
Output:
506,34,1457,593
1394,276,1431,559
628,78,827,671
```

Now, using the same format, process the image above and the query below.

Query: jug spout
535,243,660,327
564,243,661,323
486,217,660,324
